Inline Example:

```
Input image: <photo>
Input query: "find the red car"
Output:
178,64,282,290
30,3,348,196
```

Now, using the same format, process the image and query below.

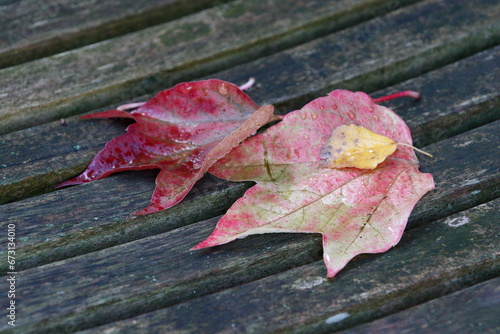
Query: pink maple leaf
195,90,434,277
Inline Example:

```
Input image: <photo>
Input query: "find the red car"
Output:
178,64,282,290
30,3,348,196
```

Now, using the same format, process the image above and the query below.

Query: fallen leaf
325,124,397,169
196,89,434,277
56,79,278,215
325,124,433,169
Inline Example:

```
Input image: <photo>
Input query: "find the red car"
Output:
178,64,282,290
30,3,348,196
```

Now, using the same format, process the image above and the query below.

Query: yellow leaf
326,124,397,169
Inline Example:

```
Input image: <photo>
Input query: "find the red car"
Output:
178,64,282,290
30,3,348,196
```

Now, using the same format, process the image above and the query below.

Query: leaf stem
373,91,420,103
238,77,256,91
396,143,433,158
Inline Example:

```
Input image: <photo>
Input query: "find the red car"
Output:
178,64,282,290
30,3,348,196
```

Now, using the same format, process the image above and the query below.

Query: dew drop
311,112,318,120
347,111,356,120
299,112,307,120
303,134,309,140
218,83,228,96
332,104,338,110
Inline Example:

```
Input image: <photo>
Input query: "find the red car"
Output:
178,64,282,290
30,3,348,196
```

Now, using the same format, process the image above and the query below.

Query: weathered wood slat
12,196,499,333
1,0,497,333
0,0,424,134
409,122,500,227
4,122,499,328
1,61,499,274
79,200,500,334
369,47,500,148
340,277,500,333
1,2,499,204
1,173,252,272
0,0,230,69
214,0,500,115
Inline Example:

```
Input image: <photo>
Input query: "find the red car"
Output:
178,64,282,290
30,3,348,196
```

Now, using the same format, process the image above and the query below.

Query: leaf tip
190,240,212,251
54,178,83,189
136,204,176,215
323,252,344,278
192,231,235,250
79,109,134,120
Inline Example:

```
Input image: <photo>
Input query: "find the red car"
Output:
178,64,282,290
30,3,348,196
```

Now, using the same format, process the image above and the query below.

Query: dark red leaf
57,79,277,215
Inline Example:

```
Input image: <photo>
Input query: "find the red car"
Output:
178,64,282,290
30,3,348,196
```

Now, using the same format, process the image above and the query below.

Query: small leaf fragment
325,124,397,169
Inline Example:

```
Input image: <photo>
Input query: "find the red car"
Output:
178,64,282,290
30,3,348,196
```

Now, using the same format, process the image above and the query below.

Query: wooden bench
1,0,498,332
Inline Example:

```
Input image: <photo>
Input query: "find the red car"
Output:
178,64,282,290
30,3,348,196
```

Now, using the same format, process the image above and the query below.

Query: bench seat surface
0,0,498,333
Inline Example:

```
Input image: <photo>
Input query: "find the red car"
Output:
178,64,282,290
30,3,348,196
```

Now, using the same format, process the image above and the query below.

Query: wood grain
0,0,424,134
2,6,499,205
1,94,498,275
13,198,499,333
1,122,498,332
0,0,230,68
1,0,499,332
339,277,500,334
372,46,500,148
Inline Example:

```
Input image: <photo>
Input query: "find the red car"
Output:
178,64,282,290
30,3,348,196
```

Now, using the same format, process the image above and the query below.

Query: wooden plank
0,171,252,271
408,121,500,226
370,47,500,148
12,195,500,333
214,0,500,116
0,0,229,68
1,70,499,274
80,199,500,334
339,278,500,333
0,0,425,134
12,218,323,333
0,113,133,204
2,5,499,205
1,1,497,333
4,120,500,307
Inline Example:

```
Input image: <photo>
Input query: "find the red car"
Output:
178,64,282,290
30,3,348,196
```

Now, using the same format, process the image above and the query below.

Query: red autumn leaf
195,90,434,277
56,79,278,215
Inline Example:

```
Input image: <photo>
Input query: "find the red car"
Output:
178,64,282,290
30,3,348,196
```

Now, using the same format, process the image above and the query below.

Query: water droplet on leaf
218,83,228,96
